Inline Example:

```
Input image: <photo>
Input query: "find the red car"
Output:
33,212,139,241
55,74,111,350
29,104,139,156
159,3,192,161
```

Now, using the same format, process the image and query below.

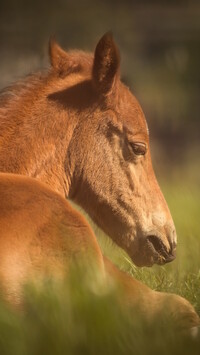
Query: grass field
0,172,199,355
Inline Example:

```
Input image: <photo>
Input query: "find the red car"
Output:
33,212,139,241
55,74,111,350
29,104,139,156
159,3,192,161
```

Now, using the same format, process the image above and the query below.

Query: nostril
146,235,176,264
147,235,168,257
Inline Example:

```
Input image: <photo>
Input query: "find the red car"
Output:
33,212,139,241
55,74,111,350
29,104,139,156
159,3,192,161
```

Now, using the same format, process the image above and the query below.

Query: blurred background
0,0,199,181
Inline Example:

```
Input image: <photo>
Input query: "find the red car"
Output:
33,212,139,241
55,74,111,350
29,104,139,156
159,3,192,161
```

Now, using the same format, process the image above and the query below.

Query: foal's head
49,33,177,267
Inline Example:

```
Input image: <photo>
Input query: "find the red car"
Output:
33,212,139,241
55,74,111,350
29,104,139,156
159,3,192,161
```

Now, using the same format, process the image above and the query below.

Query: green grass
0,176,199,354
0,273,199,355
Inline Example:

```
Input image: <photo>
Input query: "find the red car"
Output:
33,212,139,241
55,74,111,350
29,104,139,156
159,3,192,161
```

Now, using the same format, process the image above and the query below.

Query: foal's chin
131,256,170,268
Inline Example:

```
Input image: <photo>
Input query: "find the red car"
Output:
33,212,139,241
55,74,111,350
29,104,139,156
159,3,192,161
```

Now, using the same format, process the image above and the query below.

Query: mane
0,72,49,118
0,50,94,121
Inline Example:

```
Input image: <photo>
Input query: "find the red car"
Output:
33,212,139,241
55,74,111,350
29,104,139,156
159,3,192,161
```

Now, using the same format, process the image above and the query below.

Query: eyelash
129,142,147,156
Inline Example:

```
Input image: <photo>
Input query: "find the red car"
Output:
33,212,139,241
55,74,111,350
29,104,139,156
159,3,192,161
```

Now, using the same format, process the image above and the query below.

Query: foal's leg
104,257,200,331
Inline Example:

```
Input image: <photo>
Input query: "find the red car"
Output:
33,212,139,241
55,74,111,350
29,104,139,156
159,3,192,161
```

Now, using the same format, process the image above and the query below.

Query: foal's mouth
128,234,176,267
146,235,176,265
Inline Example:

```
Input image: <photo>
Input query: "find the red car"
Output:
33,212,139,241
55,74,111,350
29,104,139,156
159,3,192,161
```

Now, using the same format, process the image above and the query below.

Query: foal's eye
129,142,147,156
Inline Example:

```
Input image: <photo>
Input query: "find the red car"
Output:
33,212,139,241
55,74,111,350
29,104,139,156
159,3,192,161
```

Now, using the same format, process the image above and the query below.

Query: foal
0,33,199,331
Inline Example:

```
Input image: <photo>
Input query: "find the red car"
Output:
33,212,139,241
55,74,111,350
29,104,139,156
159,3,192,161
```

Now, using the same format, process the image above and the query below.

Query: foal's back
0,173,103,303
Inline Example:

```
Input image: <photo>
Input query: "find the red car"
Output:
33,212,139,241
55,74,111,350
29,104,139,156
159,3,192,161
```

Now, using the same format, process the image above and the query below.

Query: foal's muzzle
146,234,176,265
131,231,177,267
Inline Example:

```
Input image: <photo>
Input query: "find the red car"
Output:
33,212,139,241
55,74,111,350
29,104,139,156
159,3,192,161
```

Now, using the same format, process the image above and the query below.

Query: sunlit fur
0,33,199,330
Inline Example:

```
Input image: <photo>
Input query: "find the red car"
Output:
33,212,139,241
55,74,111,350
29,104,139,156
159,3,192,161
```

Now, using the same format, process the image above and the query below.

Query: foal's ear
92,32,120,95
49,38,79,77
49,38,68,76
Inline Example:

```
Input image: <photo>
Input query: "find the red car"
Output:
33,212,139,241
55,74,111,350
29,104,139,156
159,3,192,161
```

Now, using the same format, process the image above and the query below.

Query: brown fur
0,33,199,329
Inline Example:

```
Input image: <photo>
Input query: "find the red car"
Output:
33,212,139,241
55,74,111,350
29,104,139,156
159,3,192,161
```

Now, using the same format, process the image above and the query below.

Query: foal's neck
0,77,77,197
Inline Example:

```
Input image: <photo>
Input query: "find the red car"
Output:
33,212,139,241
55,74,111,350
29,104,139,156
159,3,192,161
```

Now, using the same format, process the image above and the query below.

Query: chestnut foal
0,33,199,331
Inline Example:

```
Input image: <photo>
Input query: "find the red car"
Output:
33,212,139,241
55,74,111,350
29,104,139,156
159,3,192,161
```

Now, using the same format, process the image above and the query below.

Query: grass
0,275,199,355
0,174,199,354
